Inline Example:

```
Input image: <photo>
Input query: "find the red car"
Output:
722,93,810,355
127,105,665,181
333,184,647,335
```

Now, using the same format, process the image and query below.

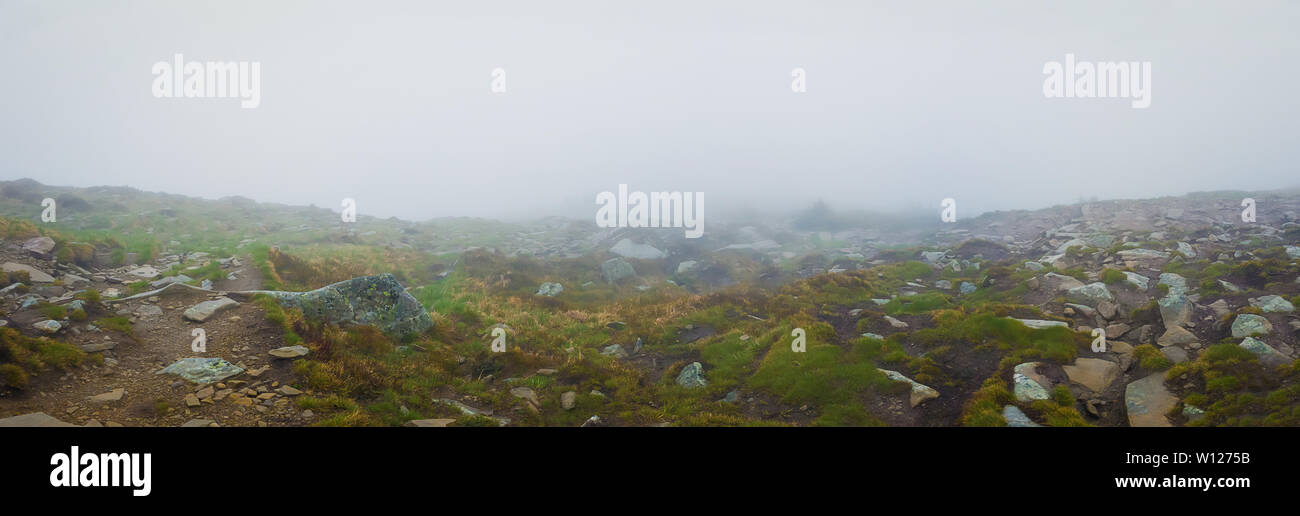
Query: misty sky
1,0,1297,222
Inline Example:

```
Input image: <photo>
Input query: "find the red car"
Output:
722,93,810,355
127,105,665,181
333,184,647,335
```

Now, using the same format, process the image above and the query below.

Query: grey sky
1,0,1296,221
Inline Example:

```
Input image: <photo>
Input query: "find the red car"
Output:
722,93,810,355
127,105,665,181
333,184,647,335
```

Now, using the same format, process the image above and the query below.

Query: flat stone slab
87,388,125,403
0,412,77,427
269,345,309,358
1125,372,1176,427
1013,318,1068,329
126,265,162,279
182,297,239,322
404,418,456,427
2,262,54,283
1063,358,1119,392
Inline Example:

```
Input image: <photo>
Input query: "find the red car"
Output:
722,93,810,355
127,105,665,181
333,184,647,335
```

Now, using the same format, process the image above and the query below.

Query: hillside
1,179,1298,428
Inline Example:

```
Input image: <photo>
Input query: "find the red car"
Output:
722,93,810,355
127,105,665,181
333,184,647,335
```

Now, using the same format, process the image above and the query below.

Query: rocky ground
0,247,317,427
1,179,1298,427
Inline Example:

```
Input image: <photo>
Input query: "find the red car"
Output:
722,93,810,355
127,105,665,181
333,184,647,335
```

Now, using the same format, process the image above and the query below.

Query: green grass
96,316,134,337
748,322,895,426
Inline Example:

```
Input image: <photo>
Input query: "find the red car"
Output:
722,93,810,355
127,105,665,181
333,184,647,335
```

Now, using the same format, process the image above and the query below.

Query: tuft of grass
97,316,134,337
1132,344,1172,371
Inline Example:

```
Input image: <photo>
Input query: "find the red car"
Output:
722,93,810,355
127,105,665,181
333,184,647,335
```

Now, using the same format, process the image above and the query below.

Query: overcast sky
1,0,1296,221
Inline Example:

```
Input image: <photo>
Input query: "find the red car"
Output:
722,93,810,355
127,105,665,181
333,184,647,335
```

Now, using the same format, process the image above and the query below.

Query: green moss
1100,268,1127,285
36,303,66,320
1132,344,1172,371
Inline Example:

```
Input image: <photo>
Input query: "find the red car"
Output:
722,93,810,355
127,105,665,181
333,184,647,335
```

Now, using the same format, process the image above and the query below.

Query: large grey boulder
244,274,433,339
21,236,56,257
601,258,636,283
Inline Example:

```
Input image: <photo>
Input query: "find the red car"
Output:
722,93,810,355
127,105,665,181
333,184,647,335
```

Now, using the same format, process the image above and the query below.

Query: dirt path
0,256,316,427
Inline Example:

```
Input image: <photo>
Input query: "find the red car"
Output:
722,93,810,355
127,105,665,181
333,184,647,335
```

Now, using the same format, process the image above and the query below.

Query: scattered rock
1250,295,1295,313
156,357,244,384
884,315,909,329
878,368,939,407
1062,358,1119,392
0,412,77,427
86,388,125,403
600,344,627,358
269,345,310,359
32,320,61,334
404,419,455,427
1125,372,1176,427
1014,318,1068,329
182,297,239,322
609,238,666,260
1002,405,1040,427
1066,282,1113,307
676,362,708,388
1239,337,1291,367
535,282,563,297
601,257,636,283
245,274,433,339
1156,326,1197,347
1231,314,1273,338
2,262,54,283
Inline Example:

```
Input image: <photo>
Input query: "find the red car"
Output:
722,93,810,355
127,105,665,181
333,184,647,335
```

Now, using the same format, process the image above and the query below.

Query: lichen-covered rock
1238,337,1291,368
601,258,636,283
32,319,61,334
535,282,563,297
1231,314,1273,338
156,357,244,384
676,362,707,388
253,274,433,339
1066,282,1113,307
1250,295,1295,313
